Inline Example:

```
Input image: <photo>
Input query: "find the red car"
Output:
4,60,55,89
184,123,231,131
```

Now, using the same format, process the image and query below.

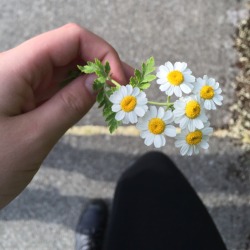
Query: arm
0,23,133,208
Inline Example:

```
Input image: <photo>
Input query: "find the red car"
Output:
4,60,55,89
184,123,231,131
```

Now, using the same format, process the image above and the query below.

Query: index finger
4,23,127,88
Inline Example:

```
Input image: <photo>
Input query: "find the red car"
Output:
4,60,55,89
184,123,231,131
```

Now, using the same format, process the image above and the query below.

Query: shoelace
76,228,104,250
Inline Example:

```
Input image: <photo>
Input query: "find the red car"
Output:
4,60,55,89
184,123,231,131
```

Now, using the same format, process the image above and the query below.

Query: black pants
103,152,227,250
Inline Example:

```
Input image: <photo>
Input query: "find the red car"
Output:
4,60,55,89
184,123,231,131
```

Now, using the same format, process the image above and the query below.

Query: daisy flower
156,61,195,97
109,85,148,124
173,96,208,132
175,122,213,156
136,106,176,148
193,75,223,110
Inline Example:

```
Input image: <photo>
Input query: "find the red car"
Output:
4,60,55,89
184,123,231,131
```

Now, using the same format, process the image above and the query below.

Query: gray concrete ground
0,0,250,249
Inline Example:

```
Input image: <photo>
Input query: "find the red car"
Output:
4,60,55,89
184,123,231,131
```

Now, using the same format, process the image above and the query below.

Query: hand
0,23,133,208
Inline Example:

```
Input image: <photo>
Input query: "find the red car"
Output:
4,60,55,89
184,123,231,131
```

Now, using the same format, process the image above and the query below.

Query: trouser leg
103,151,227,250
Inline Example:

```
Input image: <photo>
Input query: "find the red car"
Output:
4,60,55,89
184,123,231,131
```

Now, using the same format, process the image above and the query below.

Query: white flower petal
180,117,189,129
128,111,137,124
165,125,176,137
159,83,170,92
122,114,130,124
183,74,195,82
137,96,148,105
150,106,157,117
187,147,193,156
200,140,209,149
183,68,192,75
202,127,213,135
194,119,204,129
132,87,140,96
216,88,222,94
154,135,163,148
126,85,133,95
145,134,154,146
180,62,187,71
211,101,216,110
180,83,192,94
159,65,168,73
174,86,182,97
180,144,189,156
135,106,146,117
188,120,195,132
166,62,174,71
175,139,186,148
157,71,167,79
160,135,166,147
194,146,199,155
112,104,121,112
204,100,212,110
136,121,148,130
110,92,122,104
174,62,183,71
167,85,174,96
157,107,165,118
157,78,167,85
163,110,173,121
115,111,125,121
173,108,185,117
120,86,127,97
140,130,150,139
213,96,222,105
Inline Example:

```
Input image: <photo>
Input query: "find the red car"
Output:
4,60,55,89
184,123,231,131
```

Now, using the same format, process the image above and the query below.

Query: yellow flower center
185,100,201,119
148,118,166,134
200,86,214,99
120,96,137,112
167,70,184,86
186,130,203,145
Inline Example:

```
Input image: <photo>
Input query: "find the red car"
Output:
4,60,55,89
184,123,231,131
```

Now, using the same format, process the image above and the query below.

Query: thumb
28,73,97,145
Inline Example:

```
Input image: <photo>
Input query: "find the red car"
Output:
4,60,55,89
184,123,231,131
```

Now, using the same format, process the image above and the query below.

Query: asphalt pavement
0,0,249,249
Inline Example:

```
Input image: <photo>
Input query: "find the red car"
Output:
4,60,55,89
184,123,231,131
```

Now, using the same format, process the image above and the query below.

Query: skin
0,23,134,209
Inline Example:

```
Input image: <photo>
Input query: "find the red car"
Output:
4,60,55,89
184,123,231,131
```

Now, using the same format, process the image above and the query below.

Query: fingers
6,23,128,89
3,23,135,150
24,73,95,145
122,61,135,81
34,61,134,106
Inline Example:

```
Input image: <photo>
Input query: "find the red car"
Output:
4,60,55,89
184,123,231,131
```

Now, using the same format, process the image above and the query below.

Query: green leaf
109,120,120,134
142,57,155,75
96,91,105,103
77,59,121,134
103,107,113,117
98,99,106,108
139,83,151,90
142,74,157,83
77,59,111,80
105,61,111,75
93,80,104,91
78,62,98,74
105,112,115,122
59,69,82,88
135,69,142,81
129,56,156,91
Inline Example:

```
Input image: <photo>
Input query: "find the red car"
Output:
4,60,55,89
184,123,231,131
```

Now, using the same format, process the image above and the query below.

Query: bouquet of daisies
77,57,223,156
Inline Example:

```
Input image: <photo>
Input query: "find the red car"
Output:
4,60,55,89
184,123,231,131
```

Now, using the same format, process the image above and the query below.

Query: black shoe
75,199,108,250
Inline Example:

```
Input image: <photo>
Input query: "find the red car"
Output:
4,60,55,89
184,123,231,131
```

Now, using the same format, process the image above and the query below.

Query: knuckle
63,23,85,35
108,45,119,58
59,91,84,115
64,22,81,30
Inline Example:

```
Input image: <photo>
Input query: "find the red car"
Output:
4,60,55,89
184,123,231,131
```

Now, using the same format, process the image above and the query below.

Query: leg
103,152,227,250
75,200,108,250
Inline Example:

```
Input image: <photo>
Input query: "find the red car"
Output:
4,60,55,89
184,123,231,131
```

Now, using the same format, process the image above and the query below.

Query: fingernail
84,74,97,95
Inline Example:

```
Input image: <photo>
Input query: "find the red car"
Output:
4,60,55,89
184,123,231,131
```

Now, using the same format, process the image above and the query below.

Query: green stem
110,79,121,88
167,96,171,103
148,101,174,107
